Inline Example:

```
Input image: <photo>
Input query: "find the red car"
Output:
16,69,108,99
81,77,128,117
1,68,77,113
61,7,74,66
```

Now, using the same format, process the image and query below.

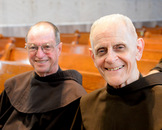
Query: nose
105,49,118,64
35,46,45,58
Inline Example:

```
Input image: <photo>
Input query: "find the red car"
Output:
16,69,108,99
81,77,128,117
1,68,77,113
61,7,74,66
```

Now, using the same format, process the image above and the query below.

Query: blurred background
0,0,162,37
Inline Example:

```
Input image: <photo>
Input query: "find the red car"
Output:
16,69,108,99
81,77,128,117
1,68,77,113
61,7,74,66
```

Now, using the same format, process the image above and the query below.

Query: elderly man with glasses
0,21,87,129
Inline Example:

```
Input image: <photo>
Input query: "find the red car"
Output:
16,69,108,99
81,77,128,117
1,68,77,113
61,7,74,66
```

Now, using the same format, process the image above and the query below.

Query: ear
136,38,145,61
57,42,62,56
89,48,97,67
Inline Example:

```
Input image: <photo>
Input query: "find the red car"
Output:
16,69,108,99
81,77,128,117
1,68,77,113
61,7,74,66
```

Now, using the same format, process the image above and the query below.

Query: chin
36,69,48,74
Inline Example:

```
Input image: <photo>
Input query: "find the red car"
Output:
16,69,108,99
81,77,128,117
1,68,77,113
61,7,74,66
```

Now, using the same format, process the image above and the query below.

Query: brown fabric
0,69,87,129
80,72,162,130
0,95,83,130
4,69,87,113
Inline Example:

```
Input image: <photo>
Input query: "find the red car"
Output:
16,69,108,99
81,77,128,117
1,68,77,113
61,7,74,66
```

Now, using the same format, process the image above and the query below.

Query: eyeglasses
25,43,57,53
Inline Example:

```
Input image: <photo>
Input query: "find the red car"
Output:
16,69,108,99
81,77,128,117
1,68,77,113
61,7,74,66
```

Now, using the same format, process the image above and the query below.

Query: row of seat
0,31,161,93
0,44,160,75
136,26,162,37
1,42,161,62
0,58,159,94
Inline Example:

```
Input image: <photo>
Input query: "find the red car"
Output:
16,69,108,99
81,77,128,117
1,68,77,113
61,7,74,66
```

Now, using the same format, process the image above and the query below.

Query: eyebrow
94,41,126,50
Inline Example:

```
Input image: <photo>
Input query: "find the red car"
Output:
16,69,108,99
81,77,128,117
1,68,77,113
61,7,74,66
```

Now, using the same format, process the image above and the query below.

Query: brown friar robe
79,72,162,130
0,68,87,130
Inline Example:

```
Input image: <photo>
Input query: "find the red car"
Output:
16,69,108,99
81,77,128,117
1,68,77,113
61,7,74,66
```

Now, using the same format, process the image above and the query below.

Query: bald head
90,14,137,49
26,21,60,45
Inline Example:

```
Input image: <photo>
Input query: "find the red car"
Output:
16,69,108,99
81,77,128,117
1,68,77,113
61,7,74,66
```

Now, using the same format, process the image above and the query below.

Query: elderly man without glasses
72,14,162,130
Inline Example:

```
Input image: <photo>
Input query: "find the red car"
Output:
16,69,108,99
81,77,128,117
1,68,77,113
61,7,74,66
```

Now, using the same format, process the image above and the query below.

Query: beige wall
0,0,162,37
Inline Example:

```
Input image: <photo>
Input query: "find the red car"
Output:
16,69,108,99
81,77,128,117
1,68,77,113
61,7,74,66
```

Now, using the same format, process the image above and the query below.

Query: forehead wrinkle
27,40,54,45
94,31,126,45
93,26,126,41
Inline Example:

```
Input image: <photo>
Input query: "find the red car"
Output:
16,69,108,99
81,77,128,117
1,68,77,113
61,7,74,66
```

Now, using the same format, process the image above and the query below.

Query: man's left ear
136,38,145,61
58,42,62,56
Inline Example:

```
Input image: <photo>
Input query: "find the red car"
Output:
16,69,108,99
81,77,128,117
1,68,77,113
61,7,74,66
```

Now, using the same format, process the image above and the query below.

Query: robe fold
0,68,87,130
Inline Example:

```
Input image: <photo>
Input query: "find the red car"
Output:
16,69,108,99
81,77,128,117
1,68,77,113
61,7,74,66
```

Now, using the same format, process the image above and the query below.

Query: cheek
120,51,136,63
123,53,137,71
94,57,105,68
49,52,58,63
28,53,35,60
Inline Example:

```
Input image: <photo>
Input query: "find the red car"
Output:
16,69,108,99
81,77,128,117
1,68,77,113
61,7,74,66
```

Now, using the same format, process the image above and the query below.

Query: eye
96,48,107,56
114,44,125,51
28,44,37,50
43,45,51,49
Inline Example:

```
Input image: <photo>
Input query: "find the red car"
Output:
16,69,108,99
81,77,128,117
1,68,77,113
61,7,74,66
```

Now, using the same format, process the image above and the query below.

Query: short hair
25,21,60,45
90,14,137,49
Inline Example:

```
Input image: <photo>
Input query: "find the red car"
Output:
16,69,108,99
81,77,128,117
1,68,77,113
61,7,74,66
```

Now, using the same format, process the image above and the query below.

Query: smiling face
26,23,62,77
90,20,144,88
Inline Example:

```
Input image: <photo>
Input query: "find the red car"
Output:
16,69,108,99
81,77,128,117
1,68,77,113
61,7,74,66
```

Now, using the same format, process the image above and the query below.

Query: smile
35,60,48,63
105,65,124,71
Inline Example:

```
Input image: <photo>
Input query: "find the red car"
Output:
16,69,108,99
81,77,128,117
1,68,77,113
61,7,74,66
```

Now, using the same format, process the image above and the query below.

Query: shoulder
64,79,87,96
4,71,34,92
144,72,162,86
151,85,162,115
5,71,34,84
57,69,87,95
80,87,107,106
60,69,82,85
80,87,107,116
152,84,162,92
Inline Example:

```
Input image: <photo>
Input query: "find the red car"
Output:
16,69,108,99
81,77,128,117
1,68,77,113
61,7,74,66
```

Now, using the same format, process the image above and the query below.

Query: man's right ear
89,48,97,67
89,48,94,60
58,42,62,56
